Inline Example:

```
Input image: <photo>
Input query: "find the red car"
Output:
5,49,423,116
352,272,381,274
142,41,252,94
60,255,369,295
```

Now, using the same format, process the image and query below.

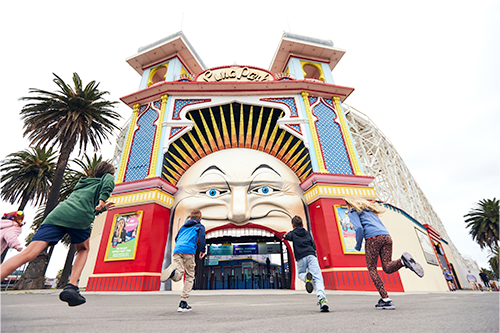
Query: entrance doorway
194,228,292,290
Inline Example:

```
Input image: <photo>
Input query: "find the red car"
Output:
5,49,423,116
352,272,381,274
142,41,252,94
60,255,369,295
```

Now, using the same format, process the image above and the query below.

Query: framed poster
104,211,143,261
333,205,365,254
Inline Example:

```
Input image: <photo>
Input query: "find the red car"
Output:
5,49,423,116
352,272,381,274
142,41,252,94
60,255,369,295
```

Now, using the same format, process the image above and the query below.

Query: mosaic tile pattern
124,106,158,182
312,99,353,175
286,124,302,134
169,126,185,139
260,97,298,117
172,99,210,119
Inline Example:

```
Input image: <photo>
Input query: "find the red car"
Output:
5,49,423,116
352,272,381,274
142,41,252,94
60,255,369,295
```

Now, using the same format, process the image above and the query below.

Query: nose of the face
228,187,249,223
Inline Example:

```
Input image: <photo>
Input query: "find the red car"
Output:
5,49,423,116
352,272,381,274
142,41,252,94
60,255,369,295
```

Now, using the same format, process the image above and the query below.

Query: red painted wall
93,203,171,275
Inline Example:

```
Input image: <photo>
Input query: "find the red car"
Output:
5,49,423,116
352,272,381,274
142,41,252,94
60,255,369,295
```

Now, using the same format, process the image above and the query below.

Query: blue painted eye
257,186,274,195
206,189,220,197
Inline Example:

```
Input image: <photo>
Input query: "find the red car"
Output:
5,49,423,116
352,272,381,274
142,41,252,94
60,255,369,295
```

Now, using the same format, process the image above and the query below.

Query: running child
161,209,206,312
344,197,424,310
1,211,25,254
0,161,115,306
283,215,329,312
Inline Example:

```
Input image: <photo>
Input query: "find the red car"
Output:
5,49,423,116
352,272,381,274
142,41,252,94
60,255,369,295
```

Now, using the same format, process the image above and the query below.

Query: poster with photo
334,205,365,254
104,211,143,261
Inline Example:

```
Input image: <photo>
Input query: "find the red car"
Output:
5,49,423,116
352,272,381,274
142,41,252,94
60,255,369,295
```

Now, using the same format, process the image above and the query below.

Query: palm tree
489,246,499,279
56,153,105,289
0,147,56,262
0,147,56,211
464,198,499,250
14,73,120,289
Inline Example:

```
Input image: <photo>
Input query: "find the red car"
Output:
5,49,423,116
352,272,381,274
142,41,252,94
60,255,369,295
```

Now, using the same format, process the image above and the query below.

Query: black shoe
161,263,177,282
375,298,395,310
59,283,86,307
305,272,313,294
318,298,329,312
401,252,424,278
177,300,192,312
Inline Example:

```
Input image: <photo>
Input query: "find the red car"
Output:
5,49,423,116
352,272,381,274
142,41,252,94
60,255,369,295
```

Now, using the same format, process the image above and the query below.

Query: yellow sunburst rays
187,131,206,159
251,107,264,150
219,106,231,149
238,104,245,148
168,151,189,172
258,109,274,151
297,160,312,181
199,110,218,153
282,139,302,165
171,142,196,166
286,146,306,170
180,137,201,162
276,135,294,160
230,104,237,148
270,130,286,157
264,111,283,154
209,107,224,150
189,113,212,154
163,165,181,185
245,106,254,149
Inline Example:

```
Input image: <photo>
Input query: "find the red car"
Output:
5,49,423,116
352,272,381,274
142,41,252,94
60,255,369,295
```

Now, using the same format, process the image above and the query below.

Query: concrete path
1,289,498,332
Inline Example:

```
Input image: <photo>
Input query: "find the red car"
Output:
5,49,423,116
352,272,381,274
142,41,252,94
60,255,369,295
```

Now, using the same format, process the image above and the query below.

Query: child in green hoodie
0,161,115,306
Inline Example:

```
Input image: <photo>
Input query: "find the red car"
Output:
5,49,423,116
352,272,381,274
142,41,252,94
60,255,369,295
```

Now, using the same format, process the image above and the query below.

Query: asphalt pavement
1,289,498,332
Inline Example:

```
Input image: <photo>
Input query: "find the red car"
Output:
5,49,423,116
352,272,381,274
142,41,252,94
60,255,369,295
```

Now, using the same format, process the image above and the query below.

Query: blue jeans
296,254,327,301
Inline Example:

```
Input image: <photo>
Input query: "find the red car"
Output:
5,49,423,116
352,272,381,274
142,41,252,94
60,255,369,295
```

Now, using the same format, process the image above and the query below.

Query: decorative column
301,91,328,173
333,96,364,176
147,94,169,178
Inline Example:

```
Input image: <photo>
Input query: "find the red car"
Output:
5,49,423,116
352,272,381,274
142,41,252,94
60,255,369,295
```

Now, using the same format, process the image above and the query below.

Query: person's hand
15,246,23,252
199,252,206,259
104,201,115,210
282,232,287,239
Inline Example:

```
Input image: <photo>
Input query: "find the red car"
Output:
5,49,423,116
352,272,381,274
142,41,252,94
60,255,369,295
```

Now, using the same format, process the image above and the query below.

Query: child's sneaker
177,300,192,312
318,298,329,312
305,272,313,293
375,298,395,310
59,283,86,307
161,263,177,282
401,252,424,277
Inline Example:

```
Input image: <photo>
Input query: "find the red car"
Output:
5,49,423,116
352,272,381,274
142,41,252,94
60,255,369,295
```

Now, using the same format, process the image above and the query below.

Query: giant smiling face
172,148,307,234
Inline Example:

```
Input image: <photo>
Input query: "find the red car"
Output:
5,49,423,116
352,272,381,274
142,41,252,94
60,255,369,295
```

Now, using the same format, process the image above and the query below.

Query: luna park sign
196,66,274,83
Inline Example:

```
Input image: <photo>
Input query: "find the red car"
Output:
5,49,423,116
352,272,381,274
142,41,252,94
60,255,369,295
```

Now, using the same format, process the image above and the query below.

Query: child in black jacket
283,216,329,312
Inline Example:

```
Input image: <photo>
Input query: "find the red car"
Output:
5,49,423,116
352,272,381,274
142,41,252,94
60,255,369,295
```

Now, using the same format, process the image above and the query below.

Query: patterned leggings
365,234,403,298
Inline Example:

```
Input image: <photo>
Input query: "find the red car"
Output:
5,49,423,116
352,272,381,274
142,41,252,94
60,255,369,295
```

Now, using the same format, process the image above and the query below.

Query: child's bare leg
69,239,89,286
0,241,48,279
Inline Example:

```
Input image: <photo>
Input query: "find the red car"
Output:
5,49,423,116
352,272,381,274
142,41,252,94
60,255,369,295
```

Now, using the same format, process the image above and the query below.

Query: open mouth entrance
194,226,293,290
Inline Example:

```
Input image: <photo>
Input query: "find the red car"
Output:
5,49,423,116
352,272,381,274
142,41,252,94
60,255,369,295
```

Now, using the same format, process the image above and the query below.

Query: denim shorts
31,224,91,245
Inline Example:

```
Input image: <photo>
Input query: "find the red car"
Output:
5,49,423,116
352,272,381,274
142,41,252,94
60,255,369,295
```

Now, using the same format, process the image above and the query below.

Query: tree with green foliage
14,73,120,290
464,198,499,250
0,147,56,211
488,246,499,279
0,147,56,262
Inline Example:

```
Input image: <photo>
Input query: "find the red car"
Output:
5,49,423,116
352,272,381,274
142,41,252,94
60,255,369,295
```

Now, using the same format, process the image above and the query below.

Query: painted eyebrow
251,164,281,177
200,165,226,177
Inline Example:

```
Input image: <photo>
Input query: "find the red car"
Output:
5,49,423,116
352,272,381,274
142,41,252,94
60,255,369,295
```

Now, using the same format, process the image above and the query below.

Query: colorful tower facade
83,32,403,293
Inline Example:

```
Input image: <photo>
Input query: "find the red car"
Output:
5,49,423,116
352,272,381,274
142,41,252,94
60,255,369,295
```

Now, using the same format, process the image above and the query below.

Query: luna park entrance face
193,228,293,290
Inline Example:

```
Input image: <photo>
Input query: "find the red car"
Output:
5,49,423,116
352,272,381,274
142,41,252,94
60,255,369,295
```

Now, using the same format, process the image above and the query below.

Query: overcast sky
1,0,498,278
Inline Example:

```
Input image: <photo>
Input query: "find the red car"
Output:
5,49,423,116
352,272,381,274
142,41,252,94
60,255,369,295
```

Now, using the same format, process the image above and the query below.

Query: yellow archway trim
300,60,325,82
147,63,169,87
